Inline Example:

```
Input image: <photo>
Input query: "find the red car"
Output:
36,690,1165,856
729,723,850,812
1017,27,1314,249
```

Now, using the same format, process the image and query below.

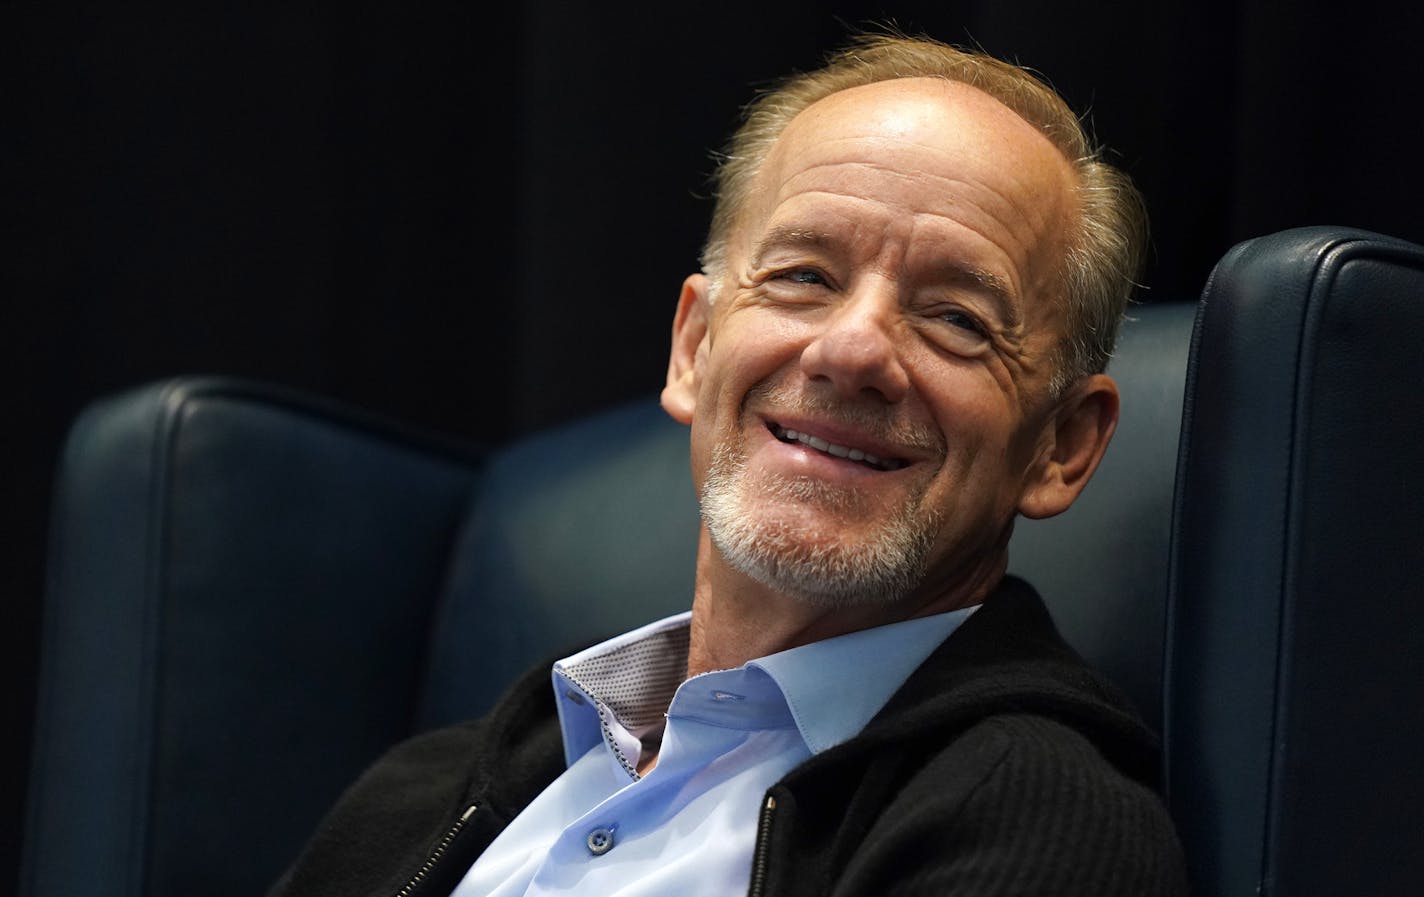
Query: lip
756,413,923,473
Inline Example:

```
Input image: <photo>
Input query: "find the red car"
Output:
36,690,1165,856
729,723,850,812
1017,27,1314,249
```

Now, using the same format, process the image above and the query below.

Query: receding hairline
701,32,1148,391
777,74,1076,139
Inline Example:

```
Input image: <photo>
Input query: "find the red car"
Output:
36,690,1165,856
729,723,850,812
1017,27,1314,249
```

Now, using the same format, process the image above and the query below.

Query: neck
684,529,1002,679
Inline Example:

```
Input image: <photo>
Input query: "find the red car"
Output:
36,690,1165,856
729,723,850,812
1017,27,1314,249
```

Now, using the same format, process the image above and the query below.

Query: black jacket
270,577,1188,896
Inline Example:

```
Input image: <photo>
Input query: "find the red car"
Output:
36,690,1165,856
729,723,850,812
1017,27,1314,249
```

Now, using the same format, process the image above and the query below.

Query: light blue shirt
453,606,976,897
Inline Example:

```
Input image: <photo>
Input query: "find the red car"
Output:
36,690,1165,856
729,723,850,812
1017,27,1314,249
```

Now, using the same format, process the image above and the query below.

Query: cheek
686,397,728,496
925,384,1040,494
685,362,747,483
703,336,797,417
924,370,1018,445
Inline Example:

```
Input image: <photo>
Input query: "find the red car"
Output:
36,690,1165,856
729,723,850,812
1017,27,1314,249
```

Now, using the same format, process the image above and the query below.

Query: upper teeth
773,425,903,470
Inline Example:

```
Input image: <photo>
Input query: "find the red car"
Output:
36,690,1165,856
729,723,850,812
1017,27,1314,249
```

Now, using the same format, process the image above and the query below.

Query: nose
799,279,910,403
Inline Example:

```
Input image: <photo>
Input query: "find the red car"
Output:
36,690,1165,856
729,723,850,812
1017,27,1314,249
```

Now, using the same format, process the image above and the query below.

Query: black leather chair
21,227,1424,897
1165,228,1424,896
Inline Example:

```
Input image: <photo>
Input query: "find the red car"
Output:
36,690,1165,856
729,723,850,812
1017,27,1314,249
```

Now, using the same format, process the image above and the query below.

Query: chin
700,443,940,609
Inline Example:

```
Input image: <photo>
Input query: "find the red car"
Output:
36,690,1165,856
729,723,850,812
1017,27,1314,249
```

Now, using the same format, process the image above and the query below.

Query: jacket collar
809,575,1162,789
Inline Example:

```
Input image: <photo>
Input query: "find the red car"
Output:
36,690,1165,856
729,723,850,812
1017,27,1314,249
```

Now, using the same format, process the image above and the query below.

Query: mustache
745,381,945,456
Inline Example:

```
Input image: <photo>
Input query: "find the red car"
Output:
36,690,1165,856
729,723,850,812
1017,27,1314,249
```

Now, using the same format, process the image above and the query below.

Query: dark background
6,0,1423,883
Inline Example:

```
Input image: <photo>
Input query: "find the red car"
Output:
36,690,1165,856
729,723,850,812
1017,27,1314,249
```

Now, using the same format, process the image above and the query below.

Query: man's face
665,77,1102,609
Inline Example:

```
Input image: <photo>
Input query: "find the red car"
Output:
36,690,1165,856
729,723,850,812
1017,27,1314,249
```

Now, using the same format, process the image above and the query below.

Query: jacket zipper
394,804,477,897
747,794,777,897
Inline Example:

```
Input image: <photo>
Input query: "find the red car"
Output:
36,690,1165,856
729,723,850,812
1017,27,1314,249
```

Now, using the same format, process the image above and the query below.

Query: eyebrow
750,224,1022,328
748,226,838,270
931,263,1021,328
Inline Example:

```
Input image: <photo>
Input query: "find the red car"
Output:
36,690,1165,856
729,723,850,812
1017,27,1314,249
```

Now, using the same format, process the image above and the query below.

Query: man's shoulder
872,577,1159,760
354,718,498,794
909,709,1165,807
839,711,1187,896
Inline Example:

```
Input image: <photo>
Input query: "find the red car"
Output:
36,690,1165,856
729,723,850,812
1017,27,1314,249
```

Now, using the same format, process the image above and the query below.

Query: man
271,33,1187,896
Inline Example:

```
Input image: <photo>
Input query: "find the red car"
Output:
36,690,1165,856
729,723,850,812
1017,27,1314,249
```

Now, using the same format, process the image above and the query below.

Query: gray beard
699,440,941,608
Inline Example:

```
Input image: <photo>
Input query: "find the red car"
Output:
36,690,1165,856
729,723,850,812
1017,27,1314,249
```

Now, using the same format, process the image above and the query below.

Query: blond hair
701,33,1148,392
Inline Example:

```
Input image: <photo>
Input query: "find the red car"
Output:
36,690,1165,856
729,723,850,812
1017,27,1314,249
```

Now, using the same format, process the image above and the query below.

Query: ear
1017,373,1120,520
660,273,712,425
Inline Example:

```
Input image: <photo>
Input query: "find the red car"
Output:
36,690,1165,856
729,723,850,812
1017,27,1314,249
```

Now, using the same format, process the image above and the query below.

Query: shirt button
586,826,615,856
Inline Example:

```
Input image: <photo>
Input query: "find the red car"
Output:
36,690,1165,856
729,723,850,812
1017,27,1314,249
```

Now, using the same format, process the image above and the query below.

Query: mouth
768,421,908,471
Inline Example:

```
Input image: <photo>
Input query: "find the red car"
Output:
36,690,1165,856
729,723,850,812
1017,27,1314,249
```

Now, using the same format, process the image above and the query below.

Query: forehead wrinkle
778,160,1042,240
780,158,973,193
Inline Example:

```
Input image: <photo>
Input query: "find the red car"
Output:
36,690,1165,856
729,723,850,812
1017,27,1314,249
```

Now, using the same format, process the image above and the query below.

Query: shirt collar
748,606,976,754
549,605,977,766
552,612,692,768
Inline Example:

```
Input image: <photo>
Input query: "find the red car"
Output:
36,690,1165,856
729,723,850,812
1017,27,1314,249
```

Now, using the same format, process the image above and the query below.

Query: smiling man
670,73,1101,651
271,33,1187,897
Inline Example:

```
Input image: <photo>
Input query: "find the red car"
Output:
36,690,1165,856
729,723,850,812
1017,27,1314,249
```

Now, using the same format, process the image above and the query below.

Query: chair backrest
22,380,487,897
1165,226,1424,897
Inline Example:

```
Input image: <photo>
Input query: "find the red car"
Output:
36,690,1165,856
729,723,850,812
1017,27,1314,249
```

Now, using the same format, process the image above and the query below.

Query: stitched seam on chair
1257,235,1353,895
129,379,195,897
138,379,250,897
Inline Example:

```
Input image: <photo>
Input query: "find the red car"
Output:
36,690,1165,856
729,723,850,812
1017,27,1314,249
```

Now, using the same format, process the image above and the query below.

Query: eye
758,265,836,308
778,268,829,286
939,308,985,336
